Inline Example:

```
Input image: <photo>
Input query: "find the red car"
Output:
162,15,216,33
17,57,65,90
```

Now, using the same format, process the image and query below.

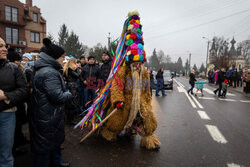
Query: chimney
26,0,32,7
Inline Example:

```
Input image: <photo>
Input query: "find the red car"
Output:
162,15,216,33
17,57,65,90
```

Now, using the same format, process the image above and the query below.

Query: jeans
188,84,194,94
33,147,62,167
215,82,222,96
0,112,16,167
83,88,97,108
156,79,166,96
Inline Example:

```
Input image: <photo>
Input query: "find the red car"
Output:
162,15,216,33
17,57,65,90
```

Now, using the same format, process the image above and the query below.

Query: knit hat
124,11,146,64
7,48,22,62
23,53,33,61
88,56,95,61
41,38,65,59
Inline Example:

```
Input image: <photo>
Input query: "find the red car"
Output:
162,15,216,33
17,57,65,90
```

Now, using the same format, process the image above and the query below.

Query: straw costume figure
75,11,160,150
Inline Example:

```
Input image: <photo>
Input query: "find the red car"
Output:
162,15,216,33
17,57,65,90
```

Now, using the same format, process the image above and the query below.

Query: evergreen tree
176,57,184,73
199,63,206,73
64,31,87,58
58,24,69,48
89,43,109,62
47,33,56,44
149,49,160,71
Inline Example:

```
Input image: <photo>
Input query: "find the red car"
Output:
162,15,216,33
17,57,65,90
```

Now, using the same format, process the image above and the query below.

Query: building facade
0,0,46,53
209,37,248,70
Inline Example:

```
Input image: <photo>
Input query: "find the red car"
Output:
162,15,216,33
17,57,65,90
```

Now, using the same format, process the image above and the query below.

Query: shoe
195,94,197,96
156,94,160,96
213,90,217,95
162,94,167,96
187,90,190,94
201,94,204,97
191,92,194,95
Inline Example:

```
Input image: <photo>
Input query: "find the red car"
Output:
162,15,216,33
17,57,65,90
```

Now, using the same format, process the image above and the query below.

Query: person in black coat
30,38,72,167
7,48,30,154
63,58,81,124
150,70,155,96
187,69,196,95
0,38,29,167
156,68,166,96
81,56,100,108
99,51,112,87
214,67,226,97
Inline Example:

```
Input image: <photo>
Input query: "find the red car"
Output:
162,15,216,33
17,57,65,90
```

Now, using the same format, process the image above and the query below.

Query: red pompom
131,49,138,55
143,50,146,56
116,102,122,109
130,19,135,24
130,33,137,40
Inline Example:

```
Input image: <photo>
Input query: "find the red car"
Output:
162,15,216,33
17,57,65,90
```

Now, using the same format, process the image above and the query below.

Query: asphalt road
15,77,250,167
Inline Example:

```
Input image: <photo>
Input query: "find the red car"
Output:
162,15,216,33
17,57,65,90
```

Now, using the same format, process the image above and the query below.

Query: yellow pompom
133,54,140,61
128,11,140,17
127,50,131,56
128,24,134,30
135,20,140,24
126,34,131,41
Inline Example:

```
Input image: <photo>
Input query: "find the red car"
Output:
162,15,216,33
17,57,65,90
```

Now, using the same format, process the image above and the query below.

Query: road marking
205,125,228,144
184,91,197,108
175,79,197,108
198,97,216,100
218,98,236,102
227,163,243,167
203,88,215,95
197,110,211,120
191,95,204,109
174,79,185,88
227,92,236,96
240,100,250,103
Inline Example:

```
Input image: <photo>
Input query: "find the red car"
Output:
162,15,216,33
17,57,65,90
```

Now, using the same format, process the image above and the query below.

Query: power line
147,8,250,40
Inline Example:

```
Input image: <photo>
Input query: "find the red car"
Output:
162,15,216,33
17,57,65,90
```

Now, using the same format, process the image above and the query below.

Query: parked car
164,70,173,90
154,70,173,90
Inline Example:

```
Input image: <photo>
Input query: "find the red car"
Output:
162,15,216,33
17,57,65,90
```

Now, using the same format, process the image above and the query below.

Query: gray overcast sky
20,0,250,67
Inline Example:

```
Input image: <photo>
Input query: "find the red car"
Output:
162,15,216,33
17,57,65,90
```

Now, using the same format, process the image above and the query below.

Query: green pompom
137,28,141,34
126,39,134,46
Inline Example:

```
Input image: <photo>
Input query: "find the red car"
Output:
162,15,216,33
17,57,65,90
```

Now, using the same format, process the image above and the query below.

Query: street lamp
186,51,192,75
202,37,210,77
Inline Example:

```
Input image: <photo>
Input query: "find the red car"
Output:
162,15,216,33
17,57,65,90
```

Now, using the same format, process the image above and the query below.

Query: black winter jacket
81,64,100,88
99,59,112,85
189,73,196,85
0,59,28,112
30,52,72,154
217,71,226,84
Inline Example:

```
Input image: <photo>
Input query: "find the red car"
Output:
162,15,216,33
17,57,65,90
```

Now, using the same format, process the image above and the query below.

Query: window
30,32,40,43
5,27,18,44
5,6,18,22
33,13,38,22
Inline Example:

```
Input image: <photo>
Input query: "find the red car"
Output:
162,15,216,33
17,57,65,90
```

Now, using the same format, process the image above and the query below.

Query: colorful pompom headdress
75,11,147,139
125,11,146,64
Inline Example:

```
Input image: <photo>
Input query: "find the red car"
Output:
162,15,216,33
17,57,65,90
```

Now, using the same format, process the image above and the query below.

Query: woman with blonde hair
63,58,81,124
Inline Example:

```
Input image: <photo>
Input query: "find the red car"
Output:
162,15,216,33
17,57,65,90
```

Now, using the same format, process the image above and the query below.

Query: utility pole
189,53,192,73
205,41,210,77
107,32,111,50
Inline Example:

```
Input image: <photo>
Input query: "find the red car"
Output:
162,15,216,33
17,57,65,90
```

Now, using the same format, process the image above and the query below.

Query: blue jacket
195,80,207,89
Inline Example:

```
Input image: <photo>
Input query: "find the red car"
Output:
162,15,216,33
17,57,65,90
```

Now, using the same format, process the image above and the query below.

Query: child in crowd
222,79,228,97
194,76,207,96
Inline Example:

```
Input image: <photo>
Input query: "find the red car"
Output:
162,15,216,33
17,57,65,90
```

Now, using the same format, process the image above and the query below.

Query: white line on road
205,125,228,144
184,91,197,108
218,98,236,102
227,92,236,96
177,86,185,92
197,110,211,120
240,100,250,103
191,95,204,109
198,97,216,100
227,163,243,167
